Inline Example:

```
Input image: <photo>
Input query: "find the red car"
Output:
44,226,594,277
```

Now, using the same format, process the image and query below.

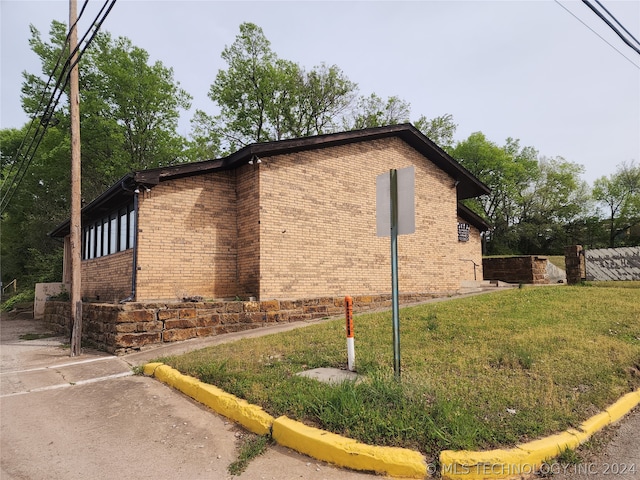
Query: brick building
51,124,490,304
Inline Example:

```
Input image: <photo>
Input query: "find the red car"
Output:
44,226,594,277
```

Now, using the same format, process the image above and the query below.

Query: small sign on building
458,222,470,242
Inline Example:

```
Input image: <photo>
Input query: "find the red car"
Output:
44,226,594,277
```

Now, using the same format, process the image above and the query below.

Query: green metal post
390,169,401,378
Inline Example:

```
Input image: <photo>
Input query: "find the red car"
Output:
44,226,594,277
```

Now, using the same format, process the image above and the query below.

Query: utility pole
69,0,82,356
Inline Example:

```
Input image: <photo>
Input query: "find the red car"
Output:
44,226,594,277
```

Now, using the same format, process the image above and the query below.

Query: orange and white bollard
345,296,355,371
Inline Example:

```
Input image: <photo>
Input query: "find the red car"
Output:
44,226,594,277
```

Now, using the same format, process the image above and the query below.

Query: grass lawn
159,284,640,459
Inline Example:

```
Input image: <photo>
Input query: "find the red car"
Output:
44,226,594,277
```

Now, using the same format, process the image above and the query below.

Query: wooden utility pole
69,0,82,356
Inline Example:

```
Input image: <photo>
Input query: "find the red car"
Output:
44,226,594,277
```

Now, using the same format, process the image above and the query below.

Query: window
96,223,102,257
119,208,128,252
109,215,117,255
89,225,95,259
128,204,135,249
102,218,109,256
82,202,135,259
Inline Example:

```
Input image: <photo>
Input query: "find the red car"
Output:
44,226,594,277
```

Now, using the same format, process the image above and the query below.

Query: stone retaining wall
44,293,438,354
482,256,549,285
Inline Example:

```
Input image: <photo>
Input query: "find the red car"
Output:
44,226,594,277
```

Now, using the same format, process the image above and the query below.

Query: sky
1,0,639,185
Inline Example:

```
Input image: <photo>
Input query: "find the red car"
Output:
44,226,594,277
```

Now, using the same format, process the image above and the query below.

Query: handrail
2,279,17,294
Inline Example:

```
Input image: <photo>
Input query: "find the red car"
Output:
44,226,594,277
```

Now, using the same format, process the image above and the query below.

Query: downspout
120,186,139,303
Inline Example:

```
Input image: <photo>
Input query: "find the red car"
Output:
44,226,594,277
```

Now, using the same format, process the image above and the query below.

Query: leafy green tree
21,21,191,198
592,161,640,247
346,93,410,129
1,125,67,287
451,132,539,254
516,157,590,253
197,22,357,153
414,113,457,152
2,20,191,287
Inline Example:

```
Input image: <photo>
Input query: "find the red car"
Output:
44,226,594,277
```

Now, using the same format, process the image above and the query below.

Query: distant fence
565,245,640,283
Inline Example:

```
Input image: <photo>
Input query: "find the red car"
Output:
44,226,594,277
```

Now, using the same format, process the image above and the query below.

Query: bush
1,289,35,312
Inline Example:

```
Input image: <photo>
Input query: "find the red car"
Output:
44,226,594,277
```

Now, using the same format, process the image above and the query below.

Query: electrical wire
0,0,91,210
582,0,640,55
554,0,640,69
0,0,117,215
594,0,640,47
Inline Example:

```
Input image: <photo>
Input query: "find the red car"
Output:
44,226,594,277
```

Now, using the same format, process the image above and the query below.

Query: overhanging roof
457,202,491,232
50,124,490,237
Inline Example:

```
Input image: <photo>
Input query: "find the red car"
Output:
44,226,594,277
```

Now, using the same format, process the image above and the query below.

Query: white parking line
0,355,119,375
0,371,134,398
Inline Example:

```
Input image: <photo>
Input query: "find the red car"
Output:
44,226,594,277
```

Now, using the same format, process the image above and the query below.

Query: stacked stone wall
44,292,438,354
482,256,549,285
565,245,586,285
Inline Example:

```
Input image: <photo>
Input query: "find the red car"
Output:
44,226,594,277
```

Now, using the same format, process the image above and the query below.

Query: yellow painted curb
272,415,427,478
440,388,640,480
143,362,163,376
144,362,638,480
605,390,640,424
148,363,274,435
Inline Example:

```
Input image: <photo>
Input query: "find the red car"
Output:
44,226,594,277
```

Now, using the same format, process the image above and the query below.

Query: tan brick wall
81,249,133,302
135,172,239,301
257,137,461,300
456,216,484,282
236,164,260,297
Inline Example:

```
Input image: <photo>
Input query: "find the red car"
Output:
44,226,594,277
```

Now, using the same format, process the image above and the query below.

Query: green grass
546,255,565,270
159,285,640,458
228,434,271,475
19,333,56,341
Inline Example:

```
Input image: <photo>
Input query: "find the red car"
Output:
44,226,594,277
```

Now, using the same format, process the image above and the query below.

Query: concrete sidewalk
0,311,375,480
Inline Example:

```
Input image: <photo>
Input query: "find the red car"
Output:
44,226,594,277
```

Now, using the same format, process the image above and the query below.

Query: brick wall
84,136,483,303
257,137,461,299
135,172,239,301
457,215,483,281
236,164,261,297
81,250,133,302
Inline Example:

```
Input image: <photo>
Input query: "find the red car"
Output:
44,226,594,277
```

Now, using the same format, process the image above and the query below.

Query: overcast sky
1,0,639,184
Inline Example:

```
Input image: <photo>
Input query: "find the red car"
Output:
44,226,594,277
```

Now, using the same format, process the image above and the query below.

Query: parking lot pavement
0,312,376,480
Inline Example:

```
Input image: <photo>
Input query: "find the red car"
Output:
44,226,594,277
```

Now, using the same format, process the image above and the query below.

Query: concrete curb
143,363,639,480
143,362,426,478
439,390,640,480
272,415,427,478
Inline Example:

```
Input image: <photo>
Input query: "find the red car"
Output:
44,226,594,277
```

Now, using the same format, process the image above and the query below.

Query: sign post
376,166,415,379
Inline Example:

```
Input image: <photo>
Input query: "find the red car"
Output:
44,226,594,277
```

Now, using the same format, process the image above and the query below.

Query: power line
0,0,117,215
0,0,91,211
582,0,640,55
554,0,640,69
594,0,640,47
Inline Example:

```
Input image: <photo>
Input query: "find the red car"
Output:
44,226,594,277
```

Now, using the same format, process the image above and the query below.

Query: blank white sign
376,166,415,237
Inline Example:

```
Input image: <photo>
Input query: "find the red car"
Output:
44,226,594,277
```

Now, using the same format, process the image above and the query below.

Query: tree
592,161,640,247
451,133,539,254
197,23,357,153
21,21,191,199
516,157,590,253
414,113,457,152
346,93,410,129
2,20,192,287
